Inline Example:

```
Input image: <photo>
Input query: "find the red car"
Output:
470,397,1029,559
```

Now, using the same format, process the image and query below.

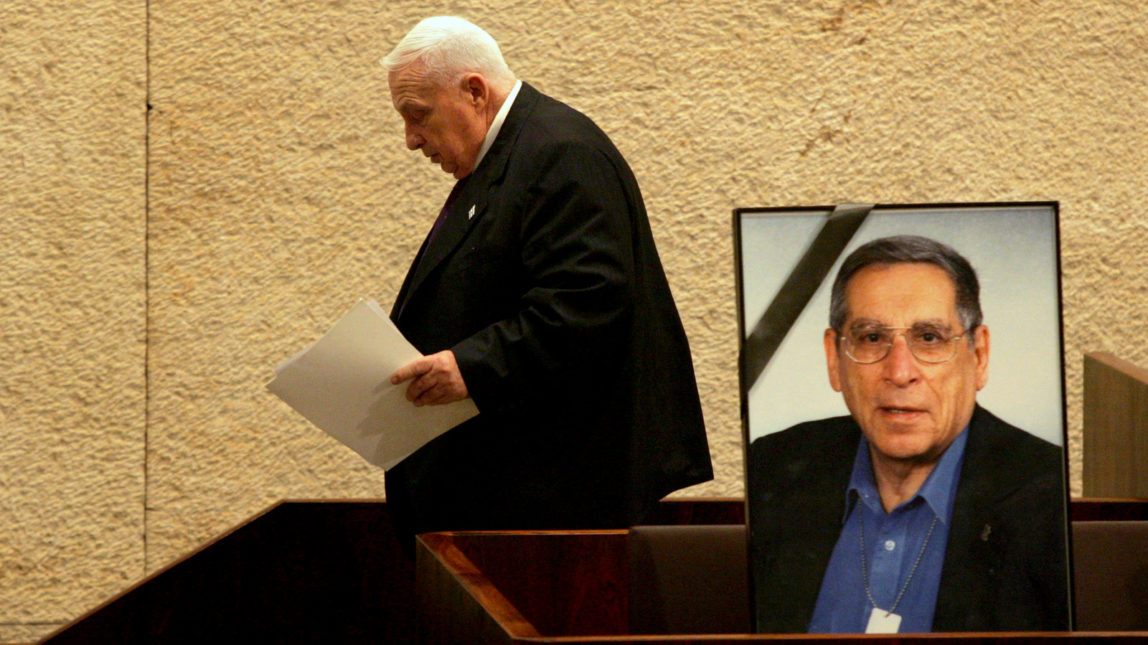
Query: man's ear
460,73,488,107
824,328,843,392
973,324,990,391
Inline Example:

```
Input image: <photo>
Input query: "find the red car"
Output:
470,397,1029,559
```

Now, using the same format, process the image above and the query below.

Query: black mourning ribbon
741,203,873,390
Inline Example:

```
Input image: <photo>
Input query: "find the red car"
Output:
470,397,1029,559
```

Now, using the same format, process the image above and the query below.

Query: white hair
381,16,516,91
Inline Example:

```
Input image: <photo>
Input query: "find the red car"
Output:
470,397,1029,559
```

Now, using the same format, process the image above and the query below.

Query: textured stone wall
0,1,146,641
2,0,1146,640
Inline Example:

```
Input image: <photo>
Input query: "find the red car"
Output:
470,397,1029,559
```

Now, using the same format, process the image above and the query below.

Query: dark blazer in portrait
387,82,713,544
748,405,1068,633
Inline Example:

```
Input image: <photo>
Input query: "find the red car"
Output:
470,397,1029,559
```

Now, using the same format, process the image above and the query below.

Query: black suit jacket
747,405,1069,632
387,83,712,543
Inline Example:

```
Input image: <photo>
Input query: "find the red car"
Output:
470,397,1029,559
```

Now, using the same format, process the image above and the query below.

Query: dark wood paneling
1071,498,1148,521
1084,352,1148,497
439,531,631,637
41,501,413,644
415,533,525,645
419,529,1148,643
39,498,1148,644
646,497,745,525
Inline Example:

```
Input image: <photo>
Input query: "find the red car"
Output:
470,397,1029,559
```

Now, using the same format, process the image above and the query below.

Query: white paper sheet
267,299,479,470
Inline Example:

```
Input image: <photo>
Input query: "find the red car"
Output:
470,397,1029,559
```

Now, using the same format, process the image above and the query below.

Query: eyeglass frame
836,324,973,365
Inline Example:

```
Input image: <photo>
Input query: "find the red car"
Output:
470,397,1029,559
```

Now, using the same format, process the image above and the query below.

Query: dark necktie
395,180,468,320
427,178,467,246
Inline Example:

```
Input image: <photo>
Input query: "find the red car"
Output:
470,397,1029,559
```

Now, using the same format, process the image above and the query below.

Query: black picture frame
734,202,1072,634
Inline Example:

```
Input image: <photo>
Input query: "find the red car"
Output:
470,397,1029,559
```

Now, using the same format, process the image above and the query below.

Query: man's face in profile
389,63,487,179
824,262,990,466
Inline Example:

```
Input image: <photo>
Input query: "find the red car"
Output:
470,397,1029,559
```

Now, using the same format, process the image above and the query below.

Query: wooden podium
1084,352,1148,497
37,499,1148,644
415,520,1148,644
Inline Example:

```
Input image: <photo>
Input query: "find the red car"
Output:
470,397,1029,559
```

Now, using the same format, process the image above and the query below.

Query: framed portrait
734,202,1071,634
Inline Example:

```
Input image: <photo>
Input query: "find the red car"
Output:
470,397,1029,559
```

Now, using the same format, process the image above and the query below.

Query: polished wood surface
37,498,1148,644
418,528,1148,644
1071,498,1148,521
1083,352,1148,497
648,496,745,525
417,530,631,643
415,532,541,644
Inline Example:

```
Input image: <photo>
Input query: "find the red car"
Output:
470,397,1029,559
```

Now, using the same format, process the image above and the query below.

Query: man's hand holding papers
267,299,478,470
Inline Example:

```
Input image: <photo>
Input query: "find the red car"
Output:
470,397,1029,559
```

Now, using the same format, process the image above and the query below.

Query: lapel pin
468,204,476,220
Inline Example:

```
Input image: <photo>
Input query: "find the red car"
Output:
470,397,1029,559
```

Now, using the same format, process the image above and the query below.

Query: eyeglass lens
844,327,960,364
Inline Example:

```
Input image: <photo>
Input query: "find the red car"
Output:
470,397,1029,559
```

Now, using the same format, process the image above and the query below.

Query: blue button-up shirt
808,428,968,633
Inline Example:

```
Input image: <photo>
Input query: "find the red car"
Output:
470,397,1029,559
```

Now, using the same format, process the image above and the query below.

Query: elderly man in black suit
749,235,1069,634
381,17,712,545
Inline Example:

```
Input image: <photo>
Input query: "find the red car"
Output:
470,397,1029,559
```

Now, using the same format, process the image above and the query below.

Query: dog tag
865,607,902,633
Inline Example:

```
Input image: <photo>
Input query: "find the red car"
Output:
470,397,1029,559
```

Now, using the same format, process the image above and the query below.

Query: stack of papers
267,299,479,470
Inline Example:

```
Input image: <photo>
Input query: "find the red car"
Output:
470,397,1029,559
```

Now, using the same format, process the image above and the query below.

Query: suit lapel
393,83,543,320
933,406,1022,630
401,177,480,303
754,420,857,632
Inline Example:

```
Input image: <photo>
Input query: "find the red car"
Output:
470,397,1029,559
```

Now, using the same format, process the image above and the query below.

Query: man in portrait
381,17,713,546
748,235,1068,633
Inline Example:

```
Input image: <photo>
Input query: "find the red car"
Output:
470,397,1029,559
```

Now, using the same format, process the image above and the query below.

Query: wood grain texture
1083,352,1148,497
33,499,1148,644
417,528,1148,643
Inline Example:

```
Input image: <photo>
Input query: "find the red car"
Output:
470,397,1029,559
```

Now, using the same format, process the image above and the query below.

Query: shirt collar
846,424,969,524
473,80,522,173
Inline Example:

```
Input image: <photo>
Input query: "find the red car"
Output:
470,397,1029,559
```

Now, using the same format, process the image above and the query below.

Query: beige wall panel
145,2,405,569
0,623,51,645
0,0,146,640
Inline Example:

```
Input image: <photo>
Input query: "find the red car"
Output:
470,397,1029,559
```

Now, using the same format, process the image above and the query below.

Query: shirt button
884,540,896,551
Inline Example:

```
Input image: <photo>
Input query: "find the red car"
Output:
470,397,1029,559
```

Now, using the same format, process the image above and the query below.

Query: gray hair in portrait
828,235,983,339
736,204,1064,447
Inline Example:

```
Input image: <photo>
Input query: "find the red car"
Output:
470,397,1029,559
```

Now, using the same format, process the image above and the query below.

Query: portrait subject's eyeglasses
839,326,969,364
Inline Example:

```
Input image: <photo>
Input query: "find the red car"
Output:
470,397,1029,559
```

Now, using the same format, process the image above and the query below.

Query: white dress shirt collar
473,80,523,172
